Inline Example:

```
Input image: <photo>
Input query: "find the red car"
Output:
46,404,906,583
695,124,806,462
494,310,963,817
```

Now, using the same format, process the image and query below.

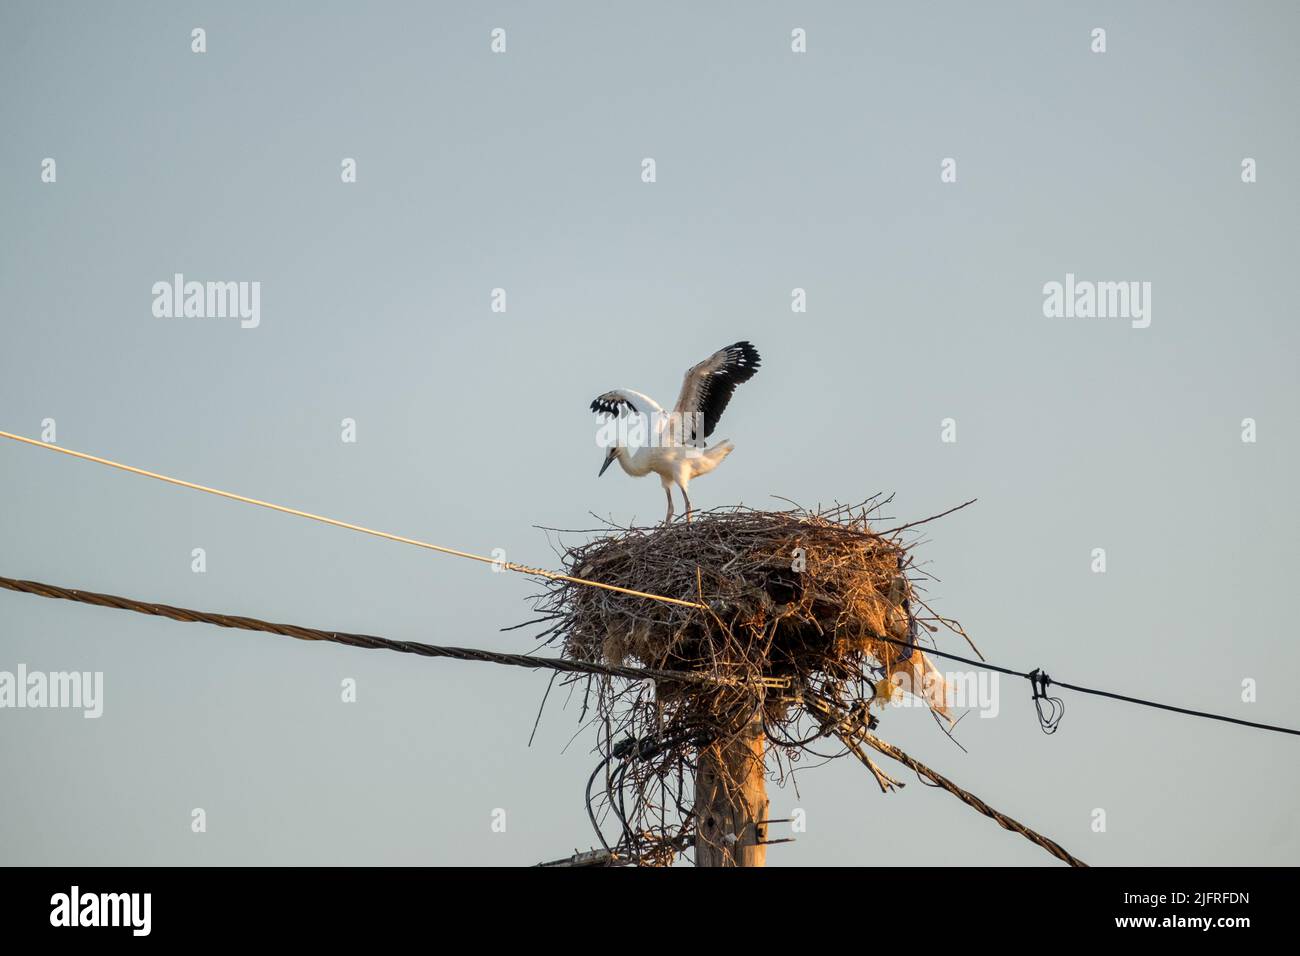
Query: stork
590,341,761,523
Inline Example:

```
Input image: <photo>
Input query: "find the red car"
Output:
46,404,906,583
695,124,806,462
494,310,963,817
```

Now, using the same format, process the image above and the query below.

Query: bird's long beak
598,448,616,477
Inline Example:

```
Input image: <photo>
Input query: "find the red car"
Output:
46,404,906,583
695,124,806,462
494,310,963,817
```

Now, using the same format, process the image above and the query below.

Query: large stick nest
530,497,968,866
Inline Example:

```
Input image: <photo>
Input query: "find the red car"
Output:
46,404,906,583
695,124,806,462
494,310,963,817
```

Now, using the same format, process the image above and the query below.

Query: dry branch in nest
530,496,969,866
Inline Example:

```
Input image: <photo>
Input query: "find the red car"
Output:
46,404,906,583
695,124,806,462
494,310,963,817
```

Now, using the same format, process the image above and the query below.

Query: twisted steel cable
0,576,754,688
856,730,1088,868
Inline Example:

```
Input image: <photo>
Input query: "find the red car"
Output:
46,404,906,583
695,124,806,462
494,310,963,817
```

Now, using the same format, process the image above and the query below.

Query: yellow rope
0,430,707,611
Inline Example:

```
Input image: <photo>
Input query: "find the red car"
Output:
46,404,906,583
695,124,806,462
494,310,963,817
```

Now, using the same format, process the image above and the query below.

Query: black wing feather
589,394,638,417
693,341,761,440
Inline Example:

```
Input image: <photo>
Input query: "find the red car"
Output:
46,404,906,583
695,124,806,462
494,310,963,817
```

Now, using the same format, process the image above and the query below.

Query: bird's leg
681,484,693,523
664,485,674,525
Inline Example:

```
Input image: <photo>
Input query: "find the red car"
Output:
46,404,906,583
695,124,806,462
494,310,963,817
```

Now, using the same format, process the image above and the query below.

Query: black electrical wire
865,634,1298,737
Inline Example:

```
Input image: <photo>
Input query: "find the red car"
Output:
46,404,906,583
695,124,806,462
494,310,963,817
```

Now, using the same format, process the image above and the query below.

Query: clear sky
1,1,1297,865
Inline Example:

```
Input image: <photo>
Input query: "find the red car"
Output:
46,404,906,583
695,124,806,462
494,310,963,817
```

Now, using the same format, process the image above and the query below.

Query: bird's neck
617,445,652,477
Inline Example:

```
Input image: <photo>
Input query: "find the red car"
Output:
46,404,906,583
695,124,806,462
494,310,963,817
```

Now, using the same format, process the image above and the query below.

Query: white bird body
591,342,761,523
612,434,735,487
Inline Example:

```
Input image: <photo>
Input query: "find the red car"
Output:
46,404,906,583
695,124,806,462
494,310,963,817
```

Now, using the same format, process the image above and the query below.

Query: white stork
590,341,761,523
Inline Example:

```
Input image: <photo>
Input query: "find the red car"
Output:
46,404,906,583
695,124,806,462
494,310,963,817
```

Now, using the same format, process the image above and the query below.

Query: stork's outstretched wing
672,341,761,442
589,388,664,418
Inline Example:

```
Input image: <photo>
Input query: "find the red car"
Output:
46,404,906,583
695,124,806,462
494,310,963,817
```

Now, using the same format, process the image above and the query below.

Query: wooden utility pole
694,705,769,867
